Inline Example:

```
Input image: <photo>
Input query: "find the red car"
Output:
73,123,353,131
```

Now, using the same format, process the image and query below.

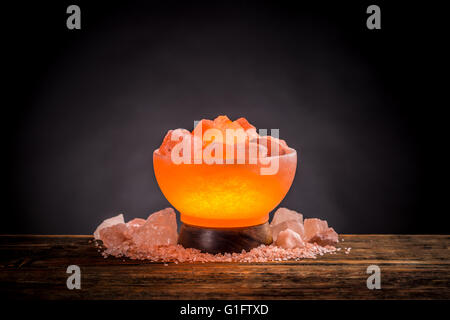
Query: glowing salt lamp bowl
153,148,297,229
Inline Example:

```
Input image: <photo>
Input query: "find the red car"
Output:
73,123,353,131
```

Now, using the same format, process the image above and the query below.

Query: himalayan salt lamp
153,116,297,253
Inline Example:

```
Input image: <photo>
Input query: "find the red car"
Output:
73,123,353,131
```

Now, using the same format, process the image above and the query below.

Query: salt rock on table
308,227,338,246
270,207,305,241
127,218,146,227
271,207,303,226
131,207,178,248
271,220,305,242
99,223,130,248
126,218,146,233
304,218,339,246
276,229,305,249
93,213,125,240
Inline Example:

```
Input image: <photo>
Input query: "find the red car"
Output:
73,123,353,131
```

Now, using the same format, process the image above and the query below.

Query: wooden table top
0,234,449,300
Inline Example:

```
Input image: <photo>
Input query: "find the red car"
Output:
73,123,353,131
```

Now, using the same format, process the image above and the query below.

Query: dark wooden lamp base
178,222,273,254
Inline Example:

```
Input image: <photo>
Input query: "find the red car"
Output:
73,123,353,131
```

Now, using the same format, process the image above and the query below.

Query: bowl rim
153,146,297,162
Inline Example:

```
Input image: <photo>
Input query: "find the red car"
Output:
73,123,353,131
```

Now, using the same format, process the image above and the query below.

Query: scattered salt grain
96,240,339,264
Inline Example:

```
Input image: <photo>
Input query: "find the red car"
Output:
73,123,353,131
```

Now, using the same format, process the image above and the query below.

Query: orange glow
153,149,297,228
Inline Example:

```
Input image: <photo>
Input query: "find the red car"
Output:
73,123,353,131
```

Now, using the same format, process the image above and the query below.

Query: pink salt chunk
304,218,338,245
127,218,145,227
126,218,146,233
99,223,130,248
271,220,305,242
251,136,288,156
93,213,124,240
245,128,259,141
270,207,303,226
308,227,338,246
276,229,305,249
131,208,178,248
247,142,268,159
159,128,191,156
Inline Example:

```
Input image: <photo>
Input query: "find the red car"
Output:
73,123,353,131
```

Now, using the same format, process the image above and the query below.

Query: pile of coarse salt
93,207,342,263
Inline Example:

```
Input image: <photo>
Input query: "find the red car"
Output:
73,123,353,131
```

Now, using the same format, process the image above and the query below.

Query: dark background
1,1,446,234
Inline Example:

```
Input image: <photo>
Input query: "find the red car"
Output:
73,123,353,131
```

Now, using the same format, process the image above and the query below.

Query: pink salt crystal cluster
132,208,178,248
93,213,124,240
276,229,304,249
270,208,338,249
304,218,339,246
94,208,178,256
126,218,146,231
94,207,341,263
270,207,305,243
99,223,129,248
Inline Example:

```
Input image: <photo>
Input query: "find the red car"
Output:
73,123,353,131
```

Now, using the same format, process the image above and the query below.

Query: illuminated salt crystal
245,128,259,141
247,142,268,159
93,213,124,240
276,229,305,249
235,117,256,130
159,128,191,156
131,208,178,248
250,136,288,156
304,218,338,245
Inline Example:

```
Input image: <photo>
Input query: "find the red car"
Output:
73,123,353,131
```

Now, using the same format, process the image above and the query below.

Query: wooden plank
0,235,449,299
